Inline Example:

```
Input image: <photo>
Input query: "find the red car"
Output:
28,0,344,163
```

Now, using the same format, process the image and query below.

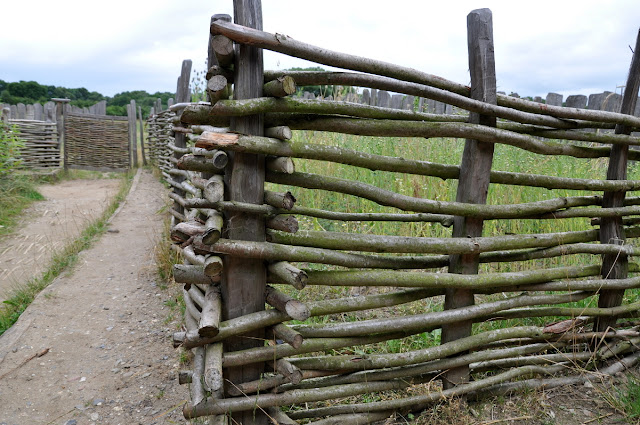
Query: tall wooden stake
137,105,147,166
595,29,640,332
441,8,497,389
221,1,267,424
173,59,193,218
129,99,138,167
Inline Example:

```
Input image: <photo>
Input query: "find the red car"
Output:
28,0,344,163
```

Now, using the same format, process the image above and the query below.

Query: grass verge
0,175,45,237
0,170,135,336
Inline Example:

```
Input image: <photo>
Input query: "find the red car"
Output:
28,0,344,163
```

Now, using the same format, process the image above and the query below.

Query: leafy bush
0,121,24,177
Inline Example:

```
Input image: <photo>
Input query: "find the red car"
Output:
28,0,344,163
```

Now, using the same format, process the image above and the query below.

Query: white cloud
1,0,639,99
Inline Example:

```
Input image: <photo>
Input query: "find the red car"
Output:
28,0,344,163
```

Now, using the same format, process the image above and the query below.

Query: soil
0,170,186,424
0,178,121,302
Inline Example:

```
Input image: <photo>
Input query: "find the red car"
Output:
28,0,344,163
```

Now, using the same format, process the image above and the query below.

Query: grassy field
265,130,640,353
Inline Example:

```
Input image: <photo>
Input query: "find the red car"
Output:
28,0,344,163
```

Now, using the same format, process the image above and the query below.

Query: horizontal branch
210,19,470,95
263,70,640,130
266,228,601,255
197,131,640,191
291,292,591,338
267,171,602,219
266,116,640,160
176,288,442,349
297,264,601,289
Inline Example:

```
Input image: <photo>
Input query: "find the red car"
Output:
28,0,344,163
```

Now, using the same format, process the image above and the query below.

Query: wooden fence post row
153,6,640,424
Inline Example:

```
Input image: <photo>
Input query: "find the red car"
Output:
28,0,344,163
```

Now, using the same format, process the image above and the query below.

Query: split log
265,285,310,320
265,214,299,233
265,125,292,140
198,286,222,337
267,261,307,290
263,76,296,97
271,323,303,349
264,190,296,210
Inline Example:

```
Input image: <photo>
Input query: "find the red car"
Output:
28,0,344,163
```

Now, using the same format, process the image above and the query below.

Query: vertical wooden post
219,1,267,424
137,105,147,166
52,98,70,170
172,60,193,219
595,29,640,332
128,99,138,167
441,8,497,389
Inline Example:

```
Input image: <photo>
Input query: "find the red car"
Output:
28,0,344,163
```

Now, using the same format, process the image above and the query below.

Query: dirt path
0,170,186,424
0,178,121,301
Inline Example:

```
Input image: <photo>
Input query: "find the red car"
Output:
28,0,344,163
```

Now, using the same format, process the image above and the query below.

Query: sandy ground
0,170,186,424
0,178,121,301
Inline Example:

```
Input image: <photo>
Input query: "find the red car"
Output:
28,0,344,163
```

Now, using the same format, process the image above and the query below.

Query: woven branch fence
64,113,130,172
152,4,640,424
8,119,60,171
146,100,176,175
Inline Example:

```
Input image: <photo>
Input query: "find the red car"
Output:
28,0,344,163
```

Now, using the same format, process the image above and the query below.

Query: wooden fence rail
150,4,640,424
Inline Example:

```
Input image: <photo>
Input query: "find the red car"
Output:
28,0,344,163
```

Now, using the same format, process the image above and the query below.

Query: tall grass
267,130,640,352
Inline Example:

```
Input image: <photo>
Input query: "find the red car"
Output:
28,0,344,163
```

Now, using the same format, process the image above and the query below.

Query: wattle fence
149,5,640,424
1,99,145,172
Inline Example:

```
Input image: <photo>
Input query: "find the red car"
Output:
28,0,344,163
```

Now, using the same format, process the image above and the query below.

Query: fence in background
63,113,130,172
154,5,640,424
1,99,145,172
298,85,640,119
146,97,175,173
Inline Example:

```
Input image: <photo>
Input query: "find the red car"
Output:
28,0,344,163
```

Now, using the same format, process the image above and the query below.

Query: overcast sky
2,1,639,100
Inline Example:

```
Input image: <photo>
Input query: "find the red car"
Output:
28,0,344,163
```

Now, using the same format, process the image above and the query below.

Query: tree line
0,80,173,118
1,67,349,119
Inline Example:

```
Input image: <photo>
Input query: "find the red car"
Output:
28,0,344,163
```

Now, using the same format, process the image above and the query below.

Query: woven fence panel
9,119,60,170
64,113,130,172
